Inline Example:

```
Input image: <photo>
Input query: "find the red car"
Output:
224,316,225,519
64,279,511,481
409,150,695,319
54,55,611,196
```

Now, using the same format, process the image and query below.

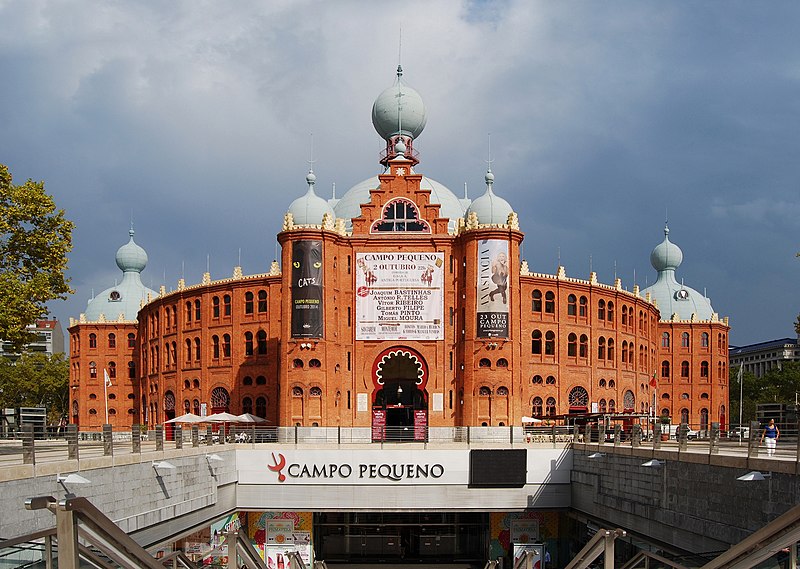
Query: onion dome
372,65,427,140
650,225,683,271
85,229,157,321
641,224,715,320
287,169,335,226
115,228,148,272
464,169,514,225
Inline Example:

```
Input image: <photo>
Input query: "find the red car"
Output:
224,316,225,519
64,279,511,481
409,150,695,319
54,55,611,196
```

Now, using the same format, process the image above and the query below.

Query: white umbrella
521,416,543,424
165,413,204,424
204,412,243,423
237,413,268,423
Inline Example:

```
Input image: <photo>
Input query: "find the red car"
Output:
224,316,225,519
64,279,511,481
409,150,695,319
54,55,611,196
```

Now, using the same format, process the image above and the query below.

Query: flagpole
104,368,110,424
737,362,744,444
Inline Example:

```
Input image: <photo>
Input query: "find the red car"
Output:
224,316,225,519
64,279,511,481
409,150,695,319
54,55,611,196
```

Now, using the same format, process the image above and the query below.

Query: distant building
729,336,800,378
0,319,65,360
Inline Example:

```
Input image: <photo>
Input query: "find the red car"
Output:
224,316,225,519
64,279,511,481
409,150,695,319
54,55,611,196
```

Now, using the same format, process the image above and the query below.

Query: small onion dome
372,65,427,140
464,169,513,225
650,225,683,272
115,228,148,273
287,170,335,225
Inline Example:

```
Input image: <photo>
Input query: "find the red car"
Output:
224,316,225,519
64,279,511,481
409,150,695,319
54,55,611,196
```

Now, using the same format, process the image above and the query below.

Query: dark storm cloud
0,0,798,344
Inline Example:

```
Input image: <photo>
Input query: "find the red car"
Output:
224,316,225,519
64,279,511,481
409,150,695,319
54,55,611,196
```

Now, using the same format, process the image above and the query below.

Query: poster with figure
355,252,444,340
477,239,510,337
291,241,323,337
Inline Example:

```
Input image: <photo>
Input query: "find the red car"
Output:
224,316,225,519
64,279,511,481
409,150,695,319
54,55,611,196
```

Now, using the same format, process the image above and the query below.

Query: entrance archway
371,348,428,442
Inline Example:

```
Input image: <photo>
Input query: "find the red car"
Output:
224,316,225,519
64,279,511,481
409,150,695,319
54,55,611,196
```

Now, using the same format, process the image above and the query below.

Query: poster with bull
291,240,324,338
477,239,510,338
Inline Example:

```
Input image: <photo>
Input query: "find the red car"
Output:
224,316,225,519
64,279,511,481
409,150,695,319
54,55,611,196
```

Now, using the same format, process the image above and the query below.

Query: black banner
291,240,324,338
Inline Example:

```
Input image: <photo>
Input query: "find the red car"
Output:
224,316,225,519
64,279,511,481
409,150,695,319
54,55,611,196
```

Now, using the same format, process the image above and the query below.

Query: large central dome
371,65,427,140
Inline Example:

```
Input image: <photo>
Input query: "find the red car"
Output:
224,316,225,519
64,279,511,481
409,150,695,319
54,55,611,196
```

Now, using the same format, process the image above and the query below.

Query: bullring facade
68,66,730,435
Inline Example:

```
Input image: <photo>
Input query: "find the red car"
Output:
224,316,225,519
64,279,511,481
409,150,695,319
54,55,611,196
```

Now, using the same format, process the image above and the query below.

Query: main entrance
371,348,428,442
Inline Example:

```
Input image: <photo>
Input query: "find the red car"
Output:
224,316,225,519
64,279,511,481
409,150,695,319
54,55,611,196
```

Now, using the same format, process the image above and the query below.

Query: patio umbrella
204,412,243,423
236,413,268,423
165,413,204,424
521,416,543,424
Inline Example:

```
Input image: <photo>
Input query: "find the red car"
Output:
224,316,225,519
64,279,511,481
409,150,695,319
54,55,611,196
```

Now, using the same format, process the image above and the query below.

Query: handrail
563,528,625,569
159,549,200,568
483,559,498,569
618,550,689,569
232,529,269,569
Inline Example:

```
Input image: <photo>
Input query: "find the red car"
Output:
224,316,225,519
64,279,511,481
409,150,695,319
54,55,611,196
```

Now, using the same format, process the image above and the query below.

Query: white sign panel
355,252,444,340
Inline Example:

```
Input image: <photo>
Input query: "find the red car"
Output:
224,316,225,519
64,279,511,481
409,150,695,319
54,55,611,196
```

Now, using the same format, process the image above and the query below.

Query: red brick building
68,67,729,434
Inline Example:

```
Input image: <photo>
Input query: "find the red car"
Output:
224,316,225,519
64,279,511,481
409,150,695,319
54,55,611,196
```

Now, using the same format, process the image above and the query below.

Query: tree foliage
0,352,70,422
729,362,800,425
0,164,73,351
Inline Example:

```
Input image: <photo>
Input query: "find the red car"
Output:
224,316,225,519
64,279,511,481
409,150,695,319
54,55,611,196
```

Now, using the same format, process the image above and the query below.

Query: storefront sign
477,240,510,338
511,519,540,543
291,241,324,338
355,252,444,340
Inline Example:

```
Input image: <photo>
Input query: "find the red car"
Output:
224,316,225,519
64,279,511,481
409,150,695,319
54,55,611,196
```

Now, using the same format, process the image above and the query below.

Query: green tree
794,312,800,336
729,364,760,425
0,352,70,422
0,164,74,351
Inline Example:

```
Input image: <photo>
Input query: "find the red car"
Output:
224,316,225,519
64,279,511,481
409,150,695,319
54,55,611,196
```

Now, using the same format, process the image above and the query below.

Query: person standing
760,419,780,456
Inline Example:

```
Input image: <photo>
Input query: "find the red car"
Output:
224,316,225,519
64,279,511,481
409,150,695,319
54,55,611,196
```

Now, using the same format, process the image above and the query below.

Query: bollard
613,424,621,446
103,424,113,456
206,425,213,446
155,425,164,451
132,424,141,453
709,422,720,455
22,424,35,465
192,426,199,448
653,423,662,450
67,424,79,460
175,425,183,449
599,422,607,445
631,424,642,447
677,423,688,451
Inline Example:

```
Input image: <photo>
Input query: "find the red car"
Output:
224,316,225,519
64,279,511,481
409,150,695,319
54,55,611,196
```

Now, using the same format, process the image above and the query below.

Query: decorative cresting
371,346,428,389
369,197,432,234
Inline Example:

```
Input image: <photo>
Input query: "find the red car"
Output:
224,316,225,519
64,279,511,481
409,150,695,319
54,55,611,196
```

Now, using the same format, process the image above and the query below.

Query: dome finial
485,133,495,190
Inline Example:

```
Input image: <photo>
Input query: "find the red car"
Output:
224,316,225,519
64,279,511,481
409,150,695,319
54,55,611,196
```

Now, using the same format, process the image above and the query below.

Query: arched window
623,390,635,411
598,299,606,320
184,399,190,412
599,399,607,412
171,342,177,365
211,387,230,410
194,299,201,321
479,386,491,396
89,333,97,349
497,358,508,368
185,339,192,362
598,337,606,360
164,391,176,412
662,332,670,348
194,338,201,361
242,397,253,414
496,386,509,396
256,376,266,385
222,334,231,358
310,386,322,396
544,291,555,314
186,301,192,322
621,341,628,363
212,296,220,318
579,334,588,358
682,332,690,348
567,333,577,357
681,361,690,378
700,408,709,430
245,292,254,314
569,386,589,407
599,378,606,388
212,335,220,359
532,397,543,416
608,399,616,413
293,359,304,369
701,332,709,348
255,396,267,418
546,375,556,385
661,360,670,378
309,359,322,368
544,331,555,355
108,333,116,348
607,339,615,361
479,358,491,368
128,361,136,379
532,375,543,385
370,197,431,232
257,330,267,355
621,306,628,326
223,295,231,317
108,361,116,378
258,290,268,313
700,361,709,378
579,296,587,317
193,399,201,415
243,376,253,386
567,294,577,316
546,397,556,416
531,330,542,354
127,333,136,348
680,408,689,424
244,332,254,356
532,290,542,312
607,301,614,322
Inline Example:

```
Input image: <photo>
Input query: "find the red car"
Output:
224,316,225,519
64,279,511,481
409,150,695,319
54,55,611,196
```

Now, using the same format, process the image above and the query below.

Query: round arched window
310,386,322,396
569,386,589,407
292,387,303,397
623,390,635,410
496,386,509,396
479,386,491,396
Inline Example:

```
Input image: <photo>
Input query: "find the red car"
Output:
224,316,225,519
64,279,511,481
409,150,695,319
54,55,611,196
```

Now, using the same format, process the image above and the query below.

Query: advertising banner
355,252,444,340
291,241,323,338
476,239,509,338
